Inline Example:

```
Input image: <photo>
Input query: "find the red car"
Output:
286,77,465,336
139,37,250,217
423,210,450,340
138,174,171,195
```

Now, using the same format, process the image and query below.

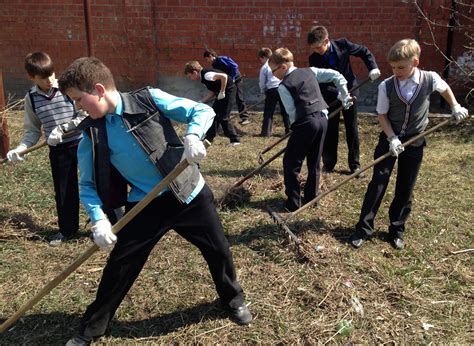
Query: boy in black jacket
308,26,380,175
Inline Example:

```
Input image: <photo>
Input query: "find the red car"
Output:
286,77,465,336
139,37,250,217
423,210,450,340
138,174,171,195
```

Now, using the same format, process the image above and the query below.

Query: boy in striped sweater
7,52,82,245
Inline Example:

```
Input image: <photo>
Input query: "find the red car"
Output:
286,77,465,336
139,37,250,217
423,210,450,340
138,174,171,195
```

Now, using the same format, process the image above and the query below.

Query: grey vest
281,68,328,122
28,87,82,143
385,71,433,137
85,87,202,214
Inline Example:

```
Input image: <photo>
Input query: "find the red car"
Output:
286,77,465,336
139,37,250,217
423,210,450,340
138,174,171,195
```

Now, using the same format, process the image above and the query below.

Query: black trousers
260,88,290,136
234,77,249,120
322,102,360,171
356,133,425,238
206,87,240,143
48,140,80,237
283,112,327,210
78,184,244,338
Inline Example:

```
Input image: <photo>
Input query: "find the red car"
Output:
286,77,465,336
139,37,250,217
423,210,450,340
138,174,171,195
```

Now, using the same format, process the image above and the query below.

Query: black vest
200,68,234,93
281,68,328,121
83,87,202,219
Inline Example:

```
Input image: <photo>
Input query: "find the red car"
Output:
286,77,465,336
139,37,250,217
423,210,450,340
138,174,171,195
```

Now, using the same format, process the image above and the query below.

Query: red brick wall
0,0,468,100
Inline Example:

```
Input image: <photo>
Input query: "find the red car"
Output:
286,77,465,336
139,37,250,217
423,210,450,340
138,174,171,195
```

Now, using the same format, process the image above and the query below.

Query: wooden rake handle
0,140,48,165
285,118,452,222
0,140,210,333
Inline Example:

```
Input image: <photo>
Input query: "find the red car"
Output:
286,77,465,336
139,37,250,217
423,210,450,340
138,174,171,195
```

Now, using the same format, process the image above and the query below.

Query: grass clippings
0,110,473,344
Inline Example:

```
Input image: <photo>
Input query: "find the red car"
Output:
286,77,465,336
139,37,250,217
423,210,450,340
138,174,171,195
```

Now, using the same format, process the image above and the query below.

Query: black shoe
351,168,365,178
284,200,300,212
392,237,405,250
66,335,92,346
227,304,252,325
349,231,368,249
323,166,334,174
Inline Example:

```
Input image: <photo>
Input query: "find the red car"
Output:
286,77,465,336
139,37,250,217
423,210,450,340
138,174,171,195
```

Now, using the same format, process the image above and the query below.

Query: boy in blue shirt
269,48,352,211
203,48,250,125
350,39,468,250
59,57,251,345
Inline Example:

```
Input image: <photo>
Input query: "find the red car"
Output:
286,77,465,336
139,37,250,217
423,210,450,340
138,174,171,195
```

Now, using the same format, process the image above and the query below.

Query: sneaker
49,233,65,246
66,335,92,346
227,303,252,325
392,237,405,250
349,231,368,249
229,142,241,147
239,119,250,125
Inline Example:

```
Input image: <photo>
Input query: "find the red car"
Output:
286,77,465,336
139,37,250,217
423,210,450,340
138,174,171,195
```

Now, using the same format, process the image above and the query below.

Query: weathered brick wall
0,0,469,106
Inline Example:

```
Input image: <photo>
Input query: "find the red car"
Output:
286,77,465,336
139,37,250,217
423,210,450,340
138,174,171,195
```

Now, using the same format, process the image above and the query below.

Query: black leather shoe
227,304,252,325
65,335,92,346
349,232,367,249
322,166,334,174
392,237,405,250
284,200,300,212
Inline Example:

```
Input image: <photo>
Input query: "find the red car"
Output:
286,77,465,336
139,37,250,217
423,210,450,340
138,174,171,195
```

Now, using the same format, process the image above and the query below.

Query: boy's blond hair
184,60,203,74
387,39,421,62
268,48,294,66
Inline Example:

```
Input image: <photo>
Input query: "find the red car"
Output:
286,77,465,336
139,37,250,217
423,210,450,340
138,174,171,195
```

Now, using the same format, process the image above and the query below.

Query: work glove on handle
184,134,206,165
368,68,381,81
388,136,404,157
47,113,88,146
451,104,468,123
337,93,354,110
217,91,226,100
6,144,28,162
91,218,117,250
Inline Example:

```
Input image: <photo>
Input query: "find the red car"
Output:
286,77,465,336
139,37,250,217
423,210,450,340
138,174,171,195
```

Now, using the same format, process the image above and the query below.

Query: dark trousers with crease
206,86,240,143
48,140,80,237
78,184,244,339
283,112,327,210
322,102,360,171
260,88,290,136
356,133,424,238
235,77,249,120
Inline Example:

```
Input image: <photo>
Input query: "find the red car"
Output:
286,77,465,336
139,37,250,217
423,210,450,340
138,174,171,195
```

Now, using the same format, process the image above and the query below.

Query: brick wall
0,0,469,106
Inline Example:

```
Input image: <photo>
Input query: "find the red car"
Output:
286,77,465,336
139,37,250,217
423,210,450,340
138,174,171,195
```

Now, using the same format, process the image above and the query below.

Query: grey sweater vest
385,71,433,138
28,88,82,143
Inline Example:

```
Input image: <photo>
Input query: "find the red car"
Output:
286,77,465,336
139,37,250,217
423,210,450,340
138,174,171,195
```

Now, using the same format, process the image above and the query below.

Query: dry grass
0,110,473,344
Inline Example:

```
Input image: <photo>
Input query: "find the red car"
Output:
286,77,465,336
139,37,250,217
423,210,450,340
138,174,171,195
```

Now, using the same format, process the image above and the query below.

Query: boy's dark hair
307,26,329,45
184,61,203,74
268,48,294,65
258,47,272,59
58,57,115,94
24,52,54,78
203,48,218,58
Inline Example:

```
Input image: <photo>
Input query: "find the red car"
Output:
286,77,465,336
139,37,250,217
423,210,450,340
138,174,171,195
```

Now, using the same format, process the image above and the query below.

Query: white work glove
47,113,88,146
368,68,381,81
451,104,468,123
338,93,354,110
217,91,226,100
6,144,27,162
47,126,64,146
388,136,404,157
91,218,117,250
184,134,206,165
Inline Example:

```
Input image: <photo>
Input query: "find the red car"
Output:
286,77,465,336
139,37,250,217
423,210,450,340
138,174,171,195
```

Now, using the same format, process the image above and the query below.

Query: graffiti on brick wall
260,9,303,41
